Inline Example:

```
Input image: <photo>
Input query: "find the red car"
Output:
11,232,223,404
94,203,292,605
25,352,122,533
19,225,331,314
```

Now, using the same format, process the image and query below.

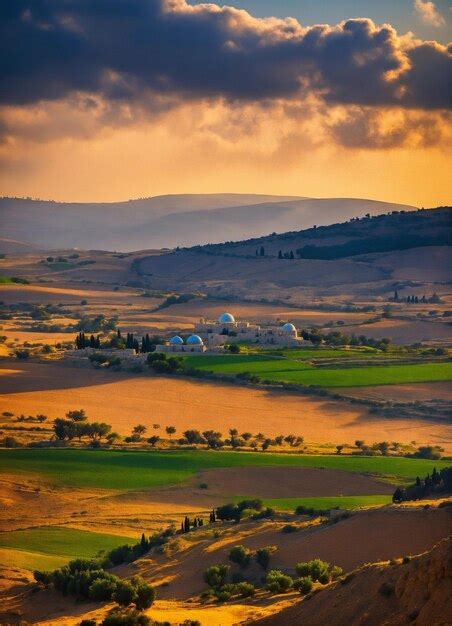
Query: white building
194,312,303,347
155,334,207,353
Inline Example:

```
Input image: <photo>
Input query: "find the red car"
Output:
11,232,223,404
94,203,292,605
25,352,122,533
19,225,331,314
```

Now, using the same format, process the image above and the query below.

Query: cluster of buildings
155,312,303,353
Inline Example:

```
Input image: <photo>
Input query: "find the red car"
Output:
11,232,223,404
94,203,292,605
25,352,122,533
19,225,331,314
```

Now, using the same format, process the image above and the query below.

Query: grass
263,494,393,512
0,449,448,491
185,354,452,387
0,526,137,571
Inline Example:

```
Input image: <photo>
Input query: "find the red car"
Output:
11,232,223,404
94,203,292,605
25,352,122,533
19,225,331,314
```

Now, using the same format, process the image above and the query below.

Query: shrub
0,436,22,448
89,577,118,601
265,570,293,594
255,546,277,570
101,608,150,626
281,524,298,533
293,576,313,595
236,582,255,598
295,559,330,582
228,545,251,568
80,620,97,626
379,582,394,597
113,580,137,606
203,565,230,589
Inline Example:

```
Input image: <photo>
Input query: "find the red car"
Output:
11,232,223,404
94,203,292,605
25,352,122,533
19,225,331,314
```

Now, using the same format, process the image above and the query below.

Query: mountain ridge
0,194,416,252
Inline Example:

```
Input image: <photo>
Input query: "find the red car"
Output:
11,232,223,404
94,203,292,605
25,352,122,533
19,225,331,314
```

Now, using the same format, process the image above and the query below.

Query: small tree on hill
166,426,176,439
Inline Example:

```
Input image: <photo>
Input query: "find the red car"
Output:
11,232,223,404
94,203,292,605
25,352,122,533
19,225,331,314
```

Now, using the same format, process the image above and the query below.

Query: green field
0,526,136,571
185,354,452,387
0,449,448,491
263,494,393,512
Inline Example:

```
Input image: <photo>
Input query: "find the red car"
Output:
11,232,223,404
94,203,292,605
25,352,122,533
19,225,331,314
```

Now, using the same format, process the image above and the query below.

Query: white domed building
155,334,206,353
193,311,303,347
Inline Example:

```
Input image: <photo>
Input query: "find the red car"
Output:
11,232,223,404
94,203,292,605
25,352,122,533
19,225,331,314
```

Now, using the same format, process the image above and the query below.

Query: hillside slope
134,207,452,300
255,536,452,626
0,195,415,251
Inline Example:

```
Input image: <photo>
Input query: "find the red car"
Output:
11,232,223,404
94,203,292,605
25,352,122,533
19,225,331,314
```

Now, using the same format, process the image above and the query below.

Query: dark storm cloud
1,0,451,109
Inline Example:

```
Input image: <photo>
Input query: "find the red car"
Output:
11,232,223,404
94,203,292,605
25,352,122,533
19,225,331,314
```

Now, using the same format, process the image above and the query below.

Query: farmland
185,353,452,387
262,494,393,511
0,449,448,491
0,526,136,570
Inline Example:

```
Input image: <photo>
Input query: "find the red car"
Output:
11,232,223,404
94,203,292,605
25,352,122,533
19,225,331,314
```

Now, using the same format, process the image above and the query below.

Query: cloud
414,0,445,27
0,0,451,110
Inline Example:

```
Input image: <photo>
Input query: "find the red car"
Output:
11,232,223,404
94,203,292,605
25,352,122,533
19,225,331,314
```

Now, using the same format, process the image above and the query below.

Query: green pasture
185,354,452,387
263,494,393,512
0,526,136,571
0,449,448,491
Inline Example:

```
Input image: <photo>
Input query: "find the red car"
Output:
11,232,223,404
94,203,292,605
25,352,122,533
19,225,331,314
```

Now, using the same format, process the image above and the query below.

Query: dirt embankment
255,536,452,626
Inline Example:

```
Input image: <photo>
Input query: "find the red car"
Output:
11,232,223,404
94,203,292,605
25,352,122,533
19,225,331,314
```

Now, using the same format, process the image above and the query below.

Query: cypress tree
278,250,283,259
184,516,190,533
90,334,96,348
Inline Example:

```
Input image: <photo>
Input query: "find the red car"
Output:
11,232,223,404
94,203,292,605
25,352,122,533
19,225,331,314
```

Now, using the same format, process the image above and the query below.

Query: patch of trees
301,328,392,350
295,231,452,260
155,293,200,311
147,352,185,374
393,466,451,503
180,516,204,533
53,410,112,445
216,499,274,523
35,560,154,610
74,315,118,334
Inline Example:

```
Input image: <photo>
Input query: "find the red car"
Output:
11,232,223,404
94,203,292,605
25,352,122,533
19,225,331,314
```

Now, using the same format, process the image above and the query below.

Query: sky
0,0,451,206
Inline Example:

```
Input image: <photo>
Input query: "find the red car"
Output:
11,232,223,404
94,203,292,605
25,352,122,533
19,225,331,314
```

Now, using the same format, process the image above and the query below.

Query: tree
101,608,150,626
255,546,277,570
278,250,283,259
335,444,344,455
165,426,176,438
147,435,160,447
294,576,313,595
132,424,147,438
66,409,87,422
183,429,205,444
355,440,365,449
392,487,403,503
259,246,265,257
228,545,251,568
203,565,230,589
89,577,118,601
130,577,155,610
265,570,293,594
113,580,137,606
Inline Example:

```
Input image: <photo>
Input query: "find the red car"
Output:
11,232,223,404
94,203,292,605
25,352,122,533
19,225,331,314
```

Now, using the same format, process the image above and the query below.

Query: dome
281,322,296,332
218,312,235,324
169,335,184,345
186,334,204,345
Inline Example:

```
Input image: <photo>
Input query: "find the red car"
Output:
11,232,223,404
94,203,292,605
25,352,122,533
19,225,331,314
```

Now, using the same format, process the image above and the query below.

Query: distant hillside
135,207,452,301
255,537,452,626
194,206,452,259
0,195,415,251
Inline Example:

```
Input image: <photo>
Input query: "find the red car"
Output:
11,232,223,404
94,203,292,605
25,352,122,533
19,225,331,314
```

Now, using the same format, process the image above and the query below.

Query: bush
101,608,150,626
265,570,293,594
89,577,118,601
236,582,255,598
113,580,138,607
80,620,97,626
255,546,277,570
293,576,313,595
228,545,251,568
203,565,230,589
295,559,330,582
281,524,298,533
0,436,22,448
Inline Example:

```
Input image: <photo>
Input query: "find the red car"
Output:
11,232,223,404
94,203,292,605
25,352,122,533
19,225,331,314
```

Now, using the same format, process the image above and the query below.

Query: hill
134,207,452,301
255,536,452,626
0,195,416,251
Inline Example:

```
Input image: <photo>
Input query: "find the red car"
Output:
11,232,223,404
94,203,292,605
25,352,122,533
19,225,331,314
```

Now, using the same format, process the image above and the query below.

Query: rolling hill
0,194,416,252
133,206,452,301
